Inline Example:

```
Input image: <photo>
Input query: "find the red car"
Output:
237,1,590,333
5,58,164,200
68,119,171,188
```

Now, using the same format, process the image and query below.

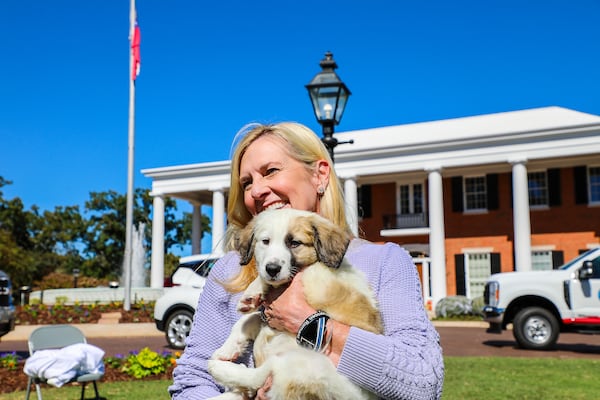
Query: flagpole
124,0,137,311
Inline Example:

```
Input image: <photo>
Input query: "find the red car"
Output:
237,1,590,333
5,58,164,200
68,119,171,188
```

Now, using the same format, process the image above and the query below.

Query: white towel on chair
24,343,105,387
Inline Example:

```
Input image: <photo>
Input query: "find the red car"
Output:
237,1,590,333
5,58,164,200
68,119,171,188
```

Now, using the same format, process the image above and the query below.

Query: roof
335,106,600,155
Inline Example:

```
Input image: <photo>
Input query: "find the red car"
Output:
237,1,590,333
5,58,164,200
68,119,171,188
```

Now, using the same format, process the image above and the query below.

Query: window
466,253,491,298
590,167,600,204
464,176,487,211
400,185,409,214
399,183,424,214
528,171,548,207
531,250,553,271
391,182,427,228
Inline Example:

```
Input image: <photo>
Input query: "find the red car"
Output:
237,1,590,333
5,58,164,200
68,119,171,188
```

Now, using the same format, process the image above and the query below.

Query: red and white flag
131,21,141,80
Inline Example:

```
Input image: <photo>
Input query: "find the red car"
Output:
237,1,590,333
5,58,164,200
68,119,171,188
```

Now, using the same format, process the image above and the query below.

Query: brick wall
358,167,600,295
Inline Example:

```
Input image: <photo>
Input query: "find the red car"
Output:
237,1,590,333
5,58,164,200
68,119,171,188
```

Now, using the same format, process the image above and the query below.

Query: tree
82,188,210,279
0,178,76,288
0,175,211,285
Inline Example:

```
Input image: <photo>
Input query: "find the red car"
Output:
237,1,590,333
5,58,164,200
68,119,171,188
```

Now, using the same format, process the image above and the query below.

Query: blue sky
1,0,599,215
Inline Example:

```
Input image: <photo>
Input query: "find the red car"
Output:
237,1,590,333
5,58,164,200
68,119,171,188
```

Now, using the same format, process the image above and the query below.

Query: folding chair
25,324,103,400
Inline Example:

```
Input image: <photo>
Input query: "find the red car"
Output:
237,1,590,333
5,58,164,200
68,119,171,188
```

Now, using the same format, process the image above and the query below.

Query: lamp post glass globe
305,51,351,162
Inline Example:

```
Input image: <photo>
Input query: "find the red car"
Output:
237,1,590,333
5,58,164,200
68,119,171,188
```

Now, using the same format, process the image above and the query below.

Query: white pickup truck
483,247,600,350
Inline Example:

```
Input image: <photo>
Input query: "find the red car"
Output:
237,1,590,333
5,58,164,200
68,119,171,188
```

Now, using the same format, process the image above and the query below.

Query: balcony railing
383,213,429,229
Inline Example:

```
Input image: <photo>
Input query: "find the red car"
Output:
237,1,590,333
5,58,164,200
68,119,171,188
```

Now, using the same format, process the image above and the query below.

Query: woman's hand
262,270,315,334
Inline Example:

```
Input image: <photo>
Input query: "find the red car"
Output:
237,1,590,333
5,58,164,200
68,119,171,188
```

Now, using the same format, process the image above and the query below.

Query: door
570,252,600,318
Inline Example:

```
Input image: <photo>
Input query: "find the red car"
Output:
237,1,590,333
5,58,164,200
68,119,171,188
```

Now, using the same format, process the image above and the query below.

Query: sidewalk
1,319,486,342
1,322,163,341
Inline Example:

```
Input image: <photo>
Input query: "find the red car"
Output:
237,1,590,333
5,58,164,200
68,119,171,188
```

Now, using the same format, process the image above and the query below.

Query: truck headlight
485,281,500,308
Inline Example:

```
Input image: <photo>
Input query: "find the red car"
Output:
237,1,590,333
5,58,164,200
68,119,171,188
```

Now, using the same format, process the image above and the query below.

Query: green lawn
4,357,599,400
443,357,599,399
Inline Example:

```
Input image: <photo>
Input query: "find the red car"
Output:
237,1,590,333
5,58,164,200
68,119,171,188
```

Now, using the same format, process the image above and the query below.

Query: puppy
207,209,382,400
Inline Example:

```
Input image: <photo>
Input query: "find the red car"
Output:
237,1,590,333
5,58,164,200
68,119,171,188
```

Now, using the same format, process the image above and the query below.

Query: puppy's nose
265,263,281,278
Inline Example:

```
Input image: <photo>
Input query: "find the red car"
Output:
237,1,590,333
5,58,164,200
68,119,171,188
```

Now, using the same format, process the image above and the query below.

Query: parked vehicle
0,270,16,338
483,247,600,350
154,254,220,349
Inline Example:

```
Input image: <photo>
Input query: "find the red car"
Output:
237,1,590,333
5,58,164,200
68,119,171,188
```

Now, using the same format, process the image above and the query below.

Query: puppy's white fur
207,209,382,400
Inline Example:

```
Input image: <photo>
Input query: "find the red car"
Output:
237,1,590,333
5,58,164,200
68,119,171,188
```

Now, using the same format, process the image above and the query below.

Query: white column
150,194,165,288
212,189,226,255
511,158,532,271
343,176,359,237
426,166,447,308
192,202,202,255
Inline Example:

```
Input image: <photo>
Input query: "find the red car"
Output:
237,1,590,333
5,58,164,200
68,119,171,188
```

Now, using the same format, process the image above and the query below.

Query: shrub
33,272,109,290
121,348,176,379
435,295,473,318
0,352,21,371
471,295,485,317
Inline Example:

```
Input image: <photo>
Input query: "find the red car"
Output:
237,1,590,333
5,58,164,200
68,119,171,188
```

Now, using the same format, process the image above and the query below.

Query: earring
317,186,325,195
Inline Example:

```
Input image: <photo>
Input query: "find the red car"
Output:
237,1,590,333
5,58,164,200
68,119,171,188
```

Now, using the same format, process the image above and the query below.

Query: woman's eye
265,167,279,176
241,180,252,190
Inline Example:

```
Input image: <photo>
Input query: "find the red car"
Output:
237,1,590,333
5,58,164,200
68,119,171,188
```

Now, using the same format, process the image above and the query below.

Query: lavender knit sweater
169,239,444,399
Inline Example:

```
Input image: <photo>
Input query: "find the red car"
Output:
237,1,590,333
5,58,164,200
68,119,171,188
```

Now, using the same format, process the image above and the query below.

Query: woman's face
239,135,329,216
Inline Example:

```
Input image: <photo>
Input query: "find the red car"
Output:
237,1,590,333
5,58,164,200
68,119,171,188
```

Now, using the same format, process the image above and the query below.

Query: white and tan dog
207,208,382,400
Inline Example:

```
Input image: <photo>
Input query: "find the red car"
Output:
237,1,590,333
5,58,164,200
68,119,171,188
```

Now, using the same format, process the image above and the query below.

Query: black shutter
357,185,372,219
451,177,464,212
486,174,499,210
491,253,501,274
454,254,466,296
548,169,561,206
573,166,588,204
552,251,564,269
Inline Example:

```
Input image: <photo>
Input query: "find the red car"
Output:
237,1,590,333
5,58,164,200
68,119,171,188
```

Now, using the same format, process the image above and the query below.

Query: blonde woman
169,122,444,400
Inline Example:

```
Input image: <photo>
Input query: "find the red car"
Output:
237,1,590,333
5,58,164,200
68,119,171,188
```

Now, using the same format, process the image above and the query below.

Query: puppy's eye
262,239,270,245
289,240,302,248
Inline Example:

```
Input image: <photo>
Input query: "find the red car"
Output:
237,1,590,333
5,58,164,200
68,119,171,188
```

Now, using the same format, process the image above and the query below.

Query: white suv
154,254,220,349
0,270,16,338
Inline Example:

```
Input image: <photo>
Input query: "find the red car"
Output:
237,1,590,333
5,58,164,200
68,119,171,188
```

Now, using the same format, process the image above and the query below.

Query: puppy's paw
211,339,247,362
207,359,231,383
237,294,263,313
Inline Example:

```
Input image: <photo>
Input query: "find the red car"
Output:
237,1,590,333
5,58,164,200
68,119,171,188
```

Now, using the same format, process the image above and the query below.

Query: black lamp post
305,51,352,163
73,268,80,288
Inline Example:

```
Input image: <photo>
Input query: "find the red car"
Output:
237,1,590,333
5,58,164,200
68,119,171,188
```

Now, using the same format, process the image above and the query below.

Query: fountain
131,222,148,287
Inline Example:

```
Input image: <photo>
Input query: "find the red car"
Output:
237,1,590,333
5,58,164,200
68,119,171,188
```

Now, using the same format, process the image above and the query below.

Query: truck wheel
165,309,194,350
513,307,559,350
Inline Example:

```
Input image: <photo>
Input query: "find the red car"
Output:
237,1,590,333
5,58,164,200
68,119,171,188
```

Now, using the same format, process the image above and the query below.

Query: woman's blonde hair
223,122,350,291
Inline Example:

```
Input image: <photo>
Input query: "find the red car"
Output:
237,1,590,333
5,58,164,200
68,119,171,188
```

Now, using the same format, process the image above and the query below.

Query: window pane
528,171,548,206
467,253,490,298
413,184,423,213
532,251,553,271
465,176,487,210
400,185,409,213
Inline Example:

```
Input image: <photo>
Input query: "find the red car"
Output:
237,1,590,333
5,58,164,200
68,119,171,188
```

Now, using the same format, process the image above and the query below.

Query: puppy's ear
235,221,255,266
312,215,351,269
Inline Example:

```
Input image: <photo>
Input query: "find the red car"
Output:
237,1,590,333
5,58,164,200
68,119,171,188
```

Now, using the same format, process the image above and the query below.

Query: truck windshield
559,248,596,270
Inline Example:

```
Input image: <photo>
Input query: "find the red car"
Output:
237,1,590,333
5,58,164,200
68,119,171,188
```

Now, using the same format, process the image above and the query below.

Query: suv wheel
513,307,559,350
165,309,194,349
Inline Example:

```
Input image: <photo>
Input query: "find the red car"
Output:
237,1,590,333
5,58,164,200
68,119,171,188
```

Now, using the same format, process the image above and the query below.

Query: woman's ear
314,159,330,189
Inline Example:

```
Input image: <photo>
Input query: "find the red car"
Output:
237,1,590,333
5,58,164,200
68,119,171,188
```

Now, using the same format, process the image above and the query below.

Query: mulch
0,362,175,394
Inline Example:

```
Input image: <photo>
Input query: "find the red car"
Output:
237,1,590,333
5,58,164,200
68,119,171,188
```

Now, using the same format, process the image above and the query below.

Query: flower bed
0,348,177,394
15,301,155,325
